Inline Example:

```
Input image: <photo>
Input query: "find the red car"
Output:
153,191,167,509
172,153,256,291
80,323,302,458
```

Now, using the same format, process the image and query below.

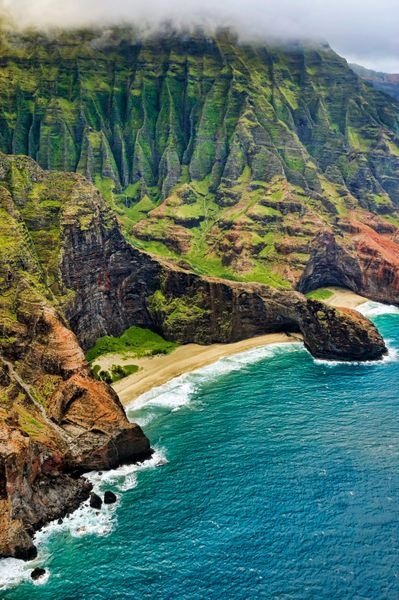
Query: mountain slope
0,27,398,288
351,64,399,102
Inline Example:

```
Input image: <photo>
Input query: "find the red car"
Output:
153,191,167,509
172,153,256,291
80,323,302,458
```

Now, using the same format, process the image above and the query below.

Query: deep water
1,302,399,600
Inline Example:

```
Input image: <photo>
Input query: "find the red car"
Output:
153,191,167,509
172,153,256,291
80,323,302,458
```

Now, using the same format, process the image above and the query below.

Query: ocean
1,301,399,599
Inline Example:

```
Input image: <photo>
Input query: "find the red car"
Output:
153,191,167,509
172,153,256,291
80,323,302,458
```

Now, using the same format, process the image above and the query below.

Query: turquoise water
1,302,399,599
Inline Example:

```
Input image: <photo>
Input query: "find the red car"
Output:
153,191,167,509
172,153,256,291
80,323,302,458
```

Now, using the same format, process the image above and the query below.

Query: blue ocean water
1,302,399,600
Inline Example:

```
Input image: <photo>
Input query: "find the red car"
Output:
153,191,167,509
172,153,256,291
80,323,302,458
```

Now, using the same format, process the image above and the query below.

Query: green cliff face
0,26,398,285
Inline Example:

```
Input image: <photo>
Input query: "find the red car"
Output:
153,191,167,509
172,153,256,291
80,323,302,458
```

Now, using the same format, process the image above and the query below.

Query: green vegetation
86,326,178,362
15,405,45,440
148,290,210,331
92,363,139,384
306,288,334,301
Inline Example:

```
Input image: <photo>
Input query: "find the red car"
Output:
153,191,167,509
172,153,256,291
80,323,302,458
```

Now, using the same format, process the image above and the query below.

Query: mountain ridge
350,63,399,102
1,26,398,286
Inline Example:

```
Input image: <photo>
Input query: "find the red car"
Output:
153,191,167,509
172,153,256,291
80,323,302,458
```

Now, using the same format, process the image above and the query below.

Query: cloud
1,0,399,72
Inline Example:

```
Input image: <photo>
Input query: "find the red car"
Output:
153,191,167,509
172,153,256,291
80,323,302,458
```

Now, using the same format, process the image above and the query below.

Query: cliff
298,220,399,305
0,156,151,559
0,21,396,566
0,152,386,358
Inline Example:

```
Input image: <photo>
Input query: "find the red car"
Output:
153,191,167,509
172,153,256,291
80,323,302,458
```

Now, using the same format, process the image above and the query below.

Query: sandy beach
94,287,367,406
323,286,367,309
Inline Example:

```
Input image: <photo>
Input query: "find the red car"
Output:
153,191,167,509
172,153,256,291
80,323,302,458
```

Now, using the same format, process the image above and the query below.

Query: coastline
93,287,368,407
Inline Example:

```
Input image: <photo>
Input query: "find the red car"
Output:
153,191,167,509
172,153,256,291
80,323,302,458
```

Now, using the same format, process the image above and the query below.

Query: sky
1,0,399,73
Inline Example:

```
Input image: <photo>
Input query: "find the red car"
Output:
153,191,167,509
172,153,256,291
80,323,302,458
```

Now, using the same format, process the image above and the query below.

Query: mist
1,0,399,72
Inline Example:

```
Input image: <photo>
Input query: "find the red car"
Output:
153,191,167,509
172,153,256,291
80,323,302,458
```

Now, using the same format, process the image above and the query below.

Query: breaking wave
357,301,399,318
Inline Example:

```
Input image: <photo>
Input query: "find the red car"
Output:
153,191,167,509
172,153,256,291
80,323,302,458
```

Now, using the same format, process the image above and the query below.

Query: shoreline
94,287,367,407
113,333,299,406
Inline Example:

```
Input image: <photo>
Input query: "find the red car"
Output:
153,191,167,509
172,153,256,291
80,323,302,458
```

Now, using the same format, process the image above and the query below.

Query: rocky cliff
0,155,151,559
298,220,399,305
0,151,385,363
31,152,383,362
0,26,397,558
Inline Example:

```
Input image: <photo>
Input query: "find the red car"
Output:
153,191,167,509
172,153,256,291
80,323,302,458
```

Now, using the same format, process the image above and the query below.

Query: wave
127,342,302,415
0,448,167,592
313,344,398,368
357,301,399,318
0,559,31,592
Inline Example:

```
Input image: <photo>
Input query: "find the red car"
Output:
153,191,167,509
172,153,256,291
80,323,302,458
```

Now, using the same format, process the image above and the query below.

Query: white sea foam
313,345,398,368
357,301,399,318
0,558,31,592
0,552,52,591
0,448,167,592
87,448,168,493
132,379,197,411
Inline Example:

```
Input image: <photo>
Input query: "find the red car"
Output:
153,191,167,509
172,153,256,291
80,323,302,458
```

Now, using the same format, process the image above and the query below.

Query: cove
2,303,399,600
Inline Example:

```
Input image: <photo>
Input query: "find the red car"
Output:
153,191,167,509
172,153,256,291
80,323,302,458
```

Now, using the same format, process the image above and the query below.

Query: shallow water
2,302,399,599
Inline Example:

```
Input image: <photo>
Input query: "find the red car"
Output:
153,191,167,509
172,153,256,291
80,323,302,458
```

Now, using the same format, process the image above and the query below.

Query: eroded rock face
145,272,387,361
0,166,151,559
299,222,399,306
298,301,387,361
0,301,151,559
0,423,92,560
57,181,387,361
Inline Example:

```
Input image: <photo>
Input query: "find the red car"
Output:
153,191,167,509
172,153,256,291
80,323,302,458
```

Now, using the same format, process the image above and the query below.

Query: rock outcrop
0,296,151,559
297,301,387,361
0,157,151,559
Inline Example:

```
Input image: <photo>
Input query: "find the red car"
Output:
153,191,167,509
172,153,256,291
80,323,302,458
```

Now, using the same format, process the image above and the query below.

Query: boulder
103,491,117,505
89,493,102,510
31,568,46,581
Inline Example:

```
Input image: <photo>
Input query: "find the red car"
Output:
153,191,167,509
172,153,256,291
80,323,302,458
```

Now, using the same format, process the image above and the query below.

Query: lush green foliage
86,326,178,362
0,27,398,287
